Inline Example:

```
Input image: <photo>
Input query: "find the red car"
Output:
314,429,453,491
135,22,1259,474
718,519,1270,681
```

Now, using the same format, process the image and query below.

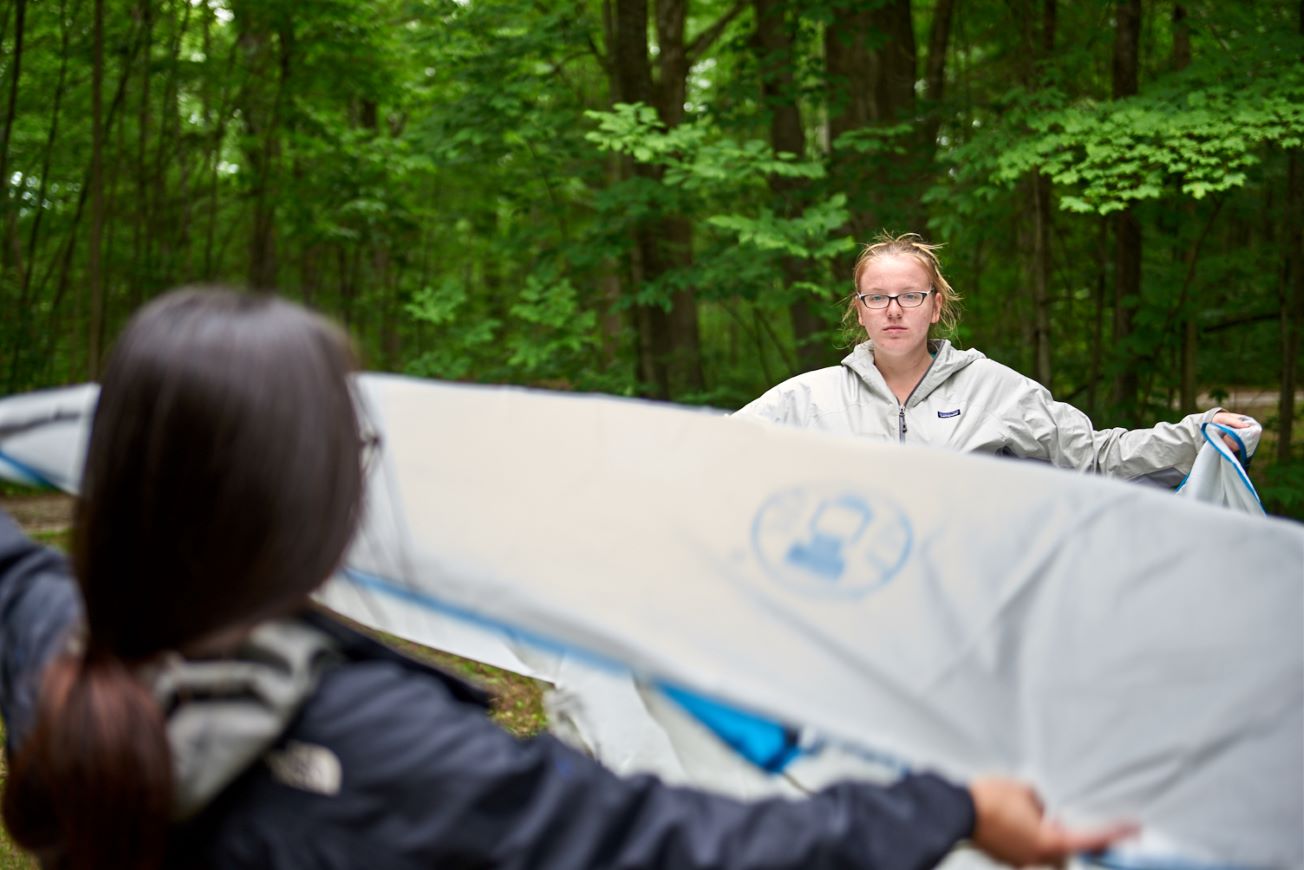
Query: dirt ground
0,493,73,533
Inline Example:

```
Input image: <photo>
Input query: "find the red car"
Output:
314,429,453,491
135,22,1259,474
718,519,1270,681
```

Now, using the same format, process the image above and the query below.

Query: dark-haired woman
0,288,1129,869
739,233,1252,480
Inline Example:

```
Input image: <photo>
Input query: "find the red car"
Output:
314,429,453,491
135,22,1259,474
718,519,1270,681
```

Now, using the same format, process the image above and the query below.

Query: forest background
0,0,1301,515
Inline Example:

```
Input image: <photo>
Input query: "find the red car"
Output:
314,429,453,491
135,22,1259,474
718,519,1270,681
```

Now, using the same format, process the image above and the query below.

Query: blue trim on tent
340,566,823,773
1209,422,1250,468
1082,849,1259,870
0,449,60,490
657,684,804,772
340,566,626,675
1173,424,1263,512
1200,423,1263,510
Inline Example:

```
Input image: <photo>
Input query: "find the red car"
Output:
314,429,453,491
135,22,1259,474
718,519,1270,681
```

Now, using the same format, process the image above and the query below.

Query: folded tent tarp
0,375,1300,870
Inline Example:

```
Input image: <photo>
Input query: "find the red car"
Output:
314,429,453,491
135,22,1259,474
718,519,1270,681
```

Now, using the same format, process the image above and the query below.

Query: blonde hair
840,231,962,346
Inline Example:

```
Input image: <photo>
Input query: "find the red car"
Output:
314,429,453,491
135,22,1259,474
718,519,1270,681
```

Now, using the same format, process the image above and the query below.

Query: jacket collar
841,339,985,407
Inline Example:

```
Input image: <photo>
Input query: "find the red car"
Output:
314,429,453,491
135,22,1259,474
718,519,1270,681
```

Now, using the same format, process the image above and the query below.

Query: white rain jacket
737,339,1220,483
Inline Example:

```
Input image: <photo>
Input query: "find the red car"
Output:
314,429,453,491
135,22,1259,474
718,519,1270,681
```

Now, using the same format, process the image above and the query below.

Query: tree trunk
610,0,735,397
1281,147,1301,465
1021,0,1055,387
826,0,918,237
870,0,916,124
88,0,105,378
825,3,875,240
613,0,671,397
133,0,153,309
1280,1,1303,464
235,2,289,290
1110,0,1142,422
1031,172,1053,386
39,6,145,383
755,0,828,371
1171,4,1199,412
1087,221,1108,417
161,0,193,285
654,0,704,396
0,0,27,286
919,0,956,151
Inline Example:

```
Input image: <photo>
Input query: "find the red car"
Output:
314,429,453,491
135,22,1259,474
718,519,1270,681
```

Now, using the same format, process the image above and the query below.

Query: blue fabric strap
658,684,804,773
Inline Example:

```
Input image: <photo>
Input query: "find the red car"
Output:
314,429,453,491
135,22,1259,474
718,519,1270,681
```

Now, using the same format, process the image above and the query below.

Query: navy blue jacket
0,510,975,869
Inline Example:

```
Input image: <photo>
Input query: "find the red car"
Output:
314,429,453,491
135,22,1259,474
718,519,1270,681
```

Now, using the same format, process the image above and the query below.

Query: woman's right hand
968,777,1137,867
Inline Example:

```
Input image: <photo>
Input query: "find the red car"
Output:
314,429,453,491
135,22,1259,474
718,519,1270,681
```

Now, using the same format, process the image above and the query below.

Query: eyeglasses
857,289,932,310
360,430,383,476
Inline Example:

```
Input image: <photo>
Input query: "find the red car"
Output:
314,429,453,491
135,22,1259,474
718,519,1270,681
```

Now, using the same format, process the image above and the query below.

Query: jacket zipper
897,350,937,444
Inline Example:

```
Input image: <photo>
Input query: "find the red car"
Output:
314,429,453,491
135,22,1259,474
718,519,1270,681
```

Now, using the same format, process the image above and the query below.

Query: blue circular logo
750,485,912,598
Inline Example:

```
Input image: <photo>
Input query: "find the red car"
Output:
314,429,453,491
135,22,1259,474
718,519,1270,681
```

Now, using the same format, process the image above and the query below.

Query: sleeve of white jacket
1007,379,1221,481
735,379,809,426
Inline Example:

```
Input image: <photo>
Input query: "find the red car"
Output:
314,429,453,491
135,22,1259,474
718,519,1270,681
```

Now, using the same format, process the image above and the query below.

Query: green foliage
587,103,827,187
404,280,501,381
707,195,853,260
994,66,1304,214
587,103,853,287
1260,459,1304,517
505,274,598,380
0,0,1299,517
938,20,1304,218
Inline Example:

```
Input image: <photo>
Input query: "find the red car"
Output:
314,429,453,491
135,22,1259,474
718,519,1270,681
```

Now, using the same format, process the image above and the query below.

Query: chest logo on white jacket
937,409,961,419
750,485,912,598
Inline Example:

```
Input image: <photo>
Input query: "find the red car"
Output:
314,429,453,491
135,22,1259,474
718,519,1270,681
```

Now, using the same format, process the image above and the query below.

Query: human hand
968,777,1136,868
1209,412,1256,456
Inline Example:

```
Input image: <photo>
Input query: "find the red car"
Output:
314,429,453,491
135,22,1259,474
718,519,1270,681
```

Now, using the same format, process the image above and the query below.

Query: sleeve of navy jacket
0,509,81,752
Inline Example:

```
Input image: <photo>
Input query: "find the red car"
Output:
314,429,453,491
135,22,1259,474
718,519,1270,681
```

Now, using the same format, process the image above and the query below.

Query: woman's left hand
1210,411,1256,455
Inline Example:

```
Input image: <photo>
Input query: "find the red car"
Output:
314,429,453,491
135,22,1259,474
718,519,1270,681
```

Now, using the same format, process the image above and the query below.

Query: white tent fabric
1,375,1300,869
0,383,97,492
1176,420,1265,514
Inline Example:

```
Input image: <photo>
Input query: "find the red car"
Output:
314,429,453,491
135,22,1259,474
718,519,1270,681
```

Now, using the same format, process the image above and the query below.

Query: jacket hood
841,340,986,405
142,618,342,820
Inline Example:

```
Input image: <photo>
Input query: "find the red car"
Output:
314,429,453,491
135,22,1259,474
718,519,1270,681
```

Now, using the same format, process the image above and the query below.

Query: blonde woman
739,233,1251,482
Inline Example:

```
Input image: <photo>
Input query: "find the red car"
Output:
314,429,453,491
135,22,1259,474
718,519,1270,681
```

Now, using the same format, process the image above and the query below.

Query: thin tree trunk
88,0,106,378
1170,3,1200,412
920,0,956,151
654,0,704,396
1031,172,1052,386
1281,147,1301,465
613,0,670,397
37,13,145,383
755,0,827,371
1088,221,1108,417
598,154,626,366
236,3,290,290
133,0,152,309
824,2,872,243
160,0,193,283
7,0,72,391
1023,0,1055,387
1280,1,1303,464
1110,0,1142,422
0,0,27,283
594,2,631,373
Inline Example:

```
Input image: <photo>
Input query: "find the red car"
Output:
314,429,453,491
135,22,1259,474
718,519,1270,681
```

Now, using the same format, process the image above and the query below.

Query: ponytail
3,649,173,870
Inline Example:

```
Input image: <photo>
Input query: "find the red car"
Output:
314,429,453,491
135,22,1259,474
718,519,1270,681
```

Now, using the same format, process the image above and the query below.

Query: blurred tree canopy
0,0,1301,510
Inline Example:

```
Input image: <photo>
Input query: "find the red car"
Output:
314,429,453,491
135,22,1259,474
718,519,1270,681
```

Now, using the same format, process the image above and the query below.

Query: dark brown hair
3,288,364,869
